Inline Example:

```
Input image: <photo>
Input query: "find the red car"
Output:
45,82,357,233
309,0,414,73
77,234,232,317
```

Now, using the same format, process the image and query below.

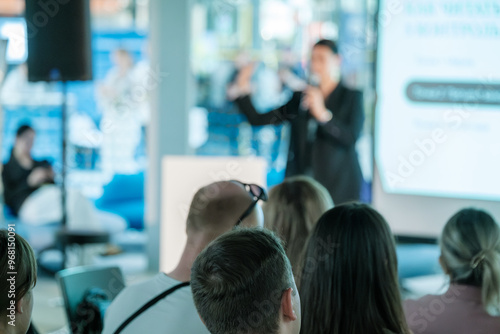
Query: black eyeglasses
230,180,268,226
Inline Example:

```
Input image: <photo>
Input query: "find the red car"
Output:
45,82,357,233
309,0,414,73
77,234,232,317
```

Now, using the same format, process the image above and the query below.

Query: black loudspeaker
25,0,92,82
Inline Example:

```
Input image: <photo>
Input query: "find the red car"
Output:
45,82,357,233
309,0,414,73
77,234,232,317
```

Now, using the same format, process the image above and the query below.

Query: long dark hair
299,203,409,334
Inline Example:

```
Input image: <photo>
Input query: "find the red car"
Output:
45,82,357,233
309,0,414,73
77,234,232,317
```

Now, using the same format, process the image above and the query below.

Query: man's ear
15,298,24,314
281,288,297,321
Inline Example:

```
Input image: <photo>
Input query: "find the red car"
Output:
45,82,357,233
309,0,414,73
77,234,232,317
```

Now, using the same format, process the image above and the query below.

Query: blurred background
1,0,499,332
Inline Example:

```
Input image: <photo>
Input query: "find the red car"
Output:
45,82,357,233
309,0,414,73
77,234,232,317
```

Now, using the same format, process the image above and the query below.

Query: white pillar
146,0,192,271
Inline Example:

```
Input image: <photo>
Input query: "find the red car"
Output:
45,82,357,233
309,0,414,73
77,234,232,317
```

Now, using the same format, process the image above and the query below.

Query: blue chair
95,173,145,230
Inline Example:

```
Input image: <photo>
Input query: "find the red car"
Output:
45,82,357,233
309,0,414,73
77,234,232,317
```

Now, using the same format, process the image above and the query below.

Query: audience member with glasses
102,180,266,334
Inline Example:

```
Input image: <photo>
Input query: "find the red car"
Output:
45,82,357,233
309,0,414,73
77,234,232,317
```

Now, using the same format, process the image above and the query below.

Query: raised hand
227,63,254,100
303,86,332,123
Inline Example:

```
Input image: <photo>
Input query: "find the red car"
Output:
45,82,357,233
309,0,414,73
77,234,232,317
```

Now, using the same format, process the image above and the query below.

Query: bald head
186,181,264,241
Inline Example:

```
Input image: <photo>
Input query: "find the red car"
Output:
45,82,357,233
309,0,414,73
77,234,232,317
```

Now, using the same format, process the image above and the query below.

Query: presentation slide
376,0,500,201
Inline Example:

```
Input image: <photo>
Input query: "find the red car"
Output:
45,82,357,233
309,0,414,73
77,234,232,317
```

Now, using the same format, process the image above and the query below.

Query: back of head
299,203,408,334
440,208,500,316
186,181,262,242
191,228,295,334
0,229,37,327
264,176,333,272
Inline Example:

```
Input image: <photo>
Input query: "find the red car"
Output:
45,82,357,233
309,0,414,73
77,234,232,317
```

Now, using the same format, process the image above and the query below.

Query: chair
94,173,145,230
56,266,125,332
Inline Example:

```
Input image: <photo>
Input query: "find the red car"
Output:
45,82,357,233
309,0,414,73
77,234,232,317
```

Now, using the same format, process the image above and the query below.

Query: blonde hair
440,208,500,316
263,176,333,274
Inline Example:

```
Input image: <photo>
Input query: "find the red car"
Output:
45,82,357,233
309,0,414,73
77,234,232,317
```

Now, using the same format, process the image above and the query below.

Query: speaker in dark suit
25,0,92,82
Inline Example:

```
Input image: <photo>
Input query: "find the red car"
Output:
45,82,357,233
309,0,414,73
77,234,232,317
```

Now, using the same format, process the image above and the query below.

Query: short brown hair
186,181,254,235
191,228,294,334
0,229,37,314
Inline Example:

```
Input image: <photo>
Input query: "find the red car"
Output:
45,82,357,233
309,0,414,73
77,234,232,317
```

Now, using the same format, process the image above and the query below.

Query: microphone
300,74,320,111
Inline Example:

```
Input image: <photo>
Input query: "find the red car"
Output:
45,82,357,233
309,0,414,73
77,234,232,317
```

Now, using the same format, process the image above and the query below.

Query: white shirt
103,273,210,334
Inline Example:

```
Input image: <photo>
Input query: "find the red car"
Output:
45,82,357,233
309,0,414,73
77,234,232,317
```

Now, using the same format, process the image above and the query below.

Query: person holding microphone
228,39,365,204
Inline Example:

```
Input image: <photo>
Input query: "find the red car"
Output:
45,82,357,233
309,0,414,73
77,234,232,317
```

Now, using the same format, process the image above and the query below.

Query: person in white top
102,180,265,334
97,48,142,174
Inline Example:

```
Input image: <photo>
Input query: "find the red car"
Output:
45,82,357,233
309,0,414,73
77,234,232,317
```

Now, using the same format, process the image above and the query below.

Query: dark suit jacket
235,82,364,204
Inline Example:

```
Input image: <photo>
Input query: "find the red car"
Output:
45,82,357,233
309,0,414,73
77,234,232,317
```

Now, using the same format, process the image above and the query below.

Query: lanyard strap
113,281,190,334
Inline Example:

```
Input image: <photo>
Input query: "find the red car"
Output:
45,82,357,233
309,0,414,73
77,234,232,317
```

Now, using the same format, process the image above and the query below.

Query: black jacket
235,82,364,204
2,154,52,215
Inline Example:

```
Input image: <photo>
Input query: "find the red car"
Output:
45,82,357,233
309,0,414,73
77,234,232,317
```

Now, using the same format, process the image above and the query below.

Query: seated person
404,208,500,334
103,180,266,334
2,125,55,218
299,203,410,334
2,125,122,232
0,229,37,334
264,175,333,277
191,228,301,334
